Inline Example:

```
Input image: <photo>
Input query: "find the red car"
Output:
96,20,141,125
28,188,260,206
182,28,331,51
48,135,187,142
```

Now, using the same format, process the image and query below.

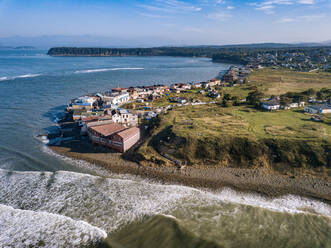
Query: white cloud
277,17,296,22
226,6,234,9
297,0,316,4
207,11,232,21
251,0,318,14
139,0,202,14
276,14,325,23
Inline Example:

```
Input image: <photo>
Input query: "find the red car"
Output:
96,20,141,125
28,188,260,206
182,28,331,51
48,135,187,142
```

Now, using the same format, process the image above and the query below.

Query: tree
247,90,264,106
316,88,331,100
223,93,231,100
306,88,316,96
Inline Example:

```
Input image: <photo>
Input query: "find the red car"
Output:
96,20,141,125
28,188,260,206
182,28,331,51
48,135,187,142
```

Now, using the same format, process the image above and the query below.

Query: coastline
47,53,243,65
49,140,331,203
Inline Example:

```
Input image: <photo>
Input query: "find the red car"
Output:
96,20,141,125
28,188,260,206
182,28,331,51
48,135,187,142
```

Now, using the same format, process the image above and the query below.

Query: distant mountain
188,42,329,49
0,35,174,49
321,40,331,45
0,35,330,49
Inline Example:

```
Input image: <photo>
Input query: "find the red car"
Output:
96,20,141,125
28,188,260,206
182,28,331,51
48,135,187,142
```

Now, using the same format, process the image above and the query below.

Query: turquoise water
0,49,330,247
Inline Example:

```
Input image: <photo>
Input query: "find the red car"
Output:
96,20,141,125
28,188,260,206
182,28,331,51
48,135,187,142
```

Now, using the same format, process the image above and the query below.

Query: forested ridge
48,46,331,65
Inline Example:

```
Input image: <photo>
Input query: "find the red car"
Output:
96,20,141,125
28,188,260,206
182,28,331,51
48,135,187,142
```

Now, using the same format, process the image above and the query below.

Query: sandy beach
49,140,331,203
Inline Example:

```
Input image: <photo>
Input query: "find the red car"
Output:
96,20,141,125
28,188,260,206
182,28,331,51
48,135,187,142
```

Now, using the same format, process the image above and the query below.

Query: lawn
158,104,331,142
247,68,331,96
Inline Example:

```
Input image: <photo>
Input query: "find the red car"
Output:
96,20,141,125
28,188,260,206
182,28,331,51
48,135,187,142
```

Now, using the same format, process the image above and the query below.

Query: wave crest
74,68,144,74
0,73,42,81
0,204,106,247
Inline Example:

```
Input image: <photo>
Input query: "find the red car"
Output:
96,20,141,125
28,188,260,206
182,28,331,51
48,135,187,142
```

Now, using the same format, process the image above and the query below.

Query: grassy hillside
134,69,331,178
136,105,330,172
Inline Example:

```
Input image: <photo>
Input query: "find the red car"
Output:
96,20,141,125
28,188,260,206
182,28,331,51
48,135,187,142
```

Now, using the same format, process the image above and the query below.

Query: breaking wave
74,68,144,74
0,168,330,247
211,187,331,216
0,73,42,81
0,204,106,247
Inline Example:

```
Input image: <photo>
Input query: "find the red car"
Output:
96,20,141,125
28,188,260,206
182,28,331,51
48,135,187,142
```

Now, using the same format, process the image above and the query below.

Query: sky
0,0,331,46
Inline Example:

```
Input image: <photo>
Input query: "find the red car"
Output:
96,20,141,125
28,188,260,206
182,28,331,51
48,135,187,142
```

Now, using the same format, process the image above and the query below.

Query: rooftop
89,123,125,137
307,104,331,110
116,127,140,141
262,100,280,106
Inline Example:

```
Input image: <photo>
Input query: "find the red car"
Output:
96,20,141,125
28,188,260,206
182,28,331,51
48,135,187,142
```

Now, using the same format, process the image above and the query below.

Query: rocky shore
49,140,331,203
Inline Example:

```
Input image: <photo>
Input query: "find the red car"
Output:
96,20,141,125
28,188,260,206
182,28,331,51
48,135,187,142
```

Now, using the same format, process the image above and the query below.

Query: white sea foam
0,168,331,246
74,68,144,74
0,73,42,81
208,187,331,216
0,169,193,234
0,204,106,247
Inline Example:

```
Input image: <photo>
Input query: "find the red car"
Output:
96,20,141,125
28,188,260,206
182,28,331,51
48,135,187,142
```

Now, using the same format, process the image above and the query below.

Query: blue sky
0,0,331,45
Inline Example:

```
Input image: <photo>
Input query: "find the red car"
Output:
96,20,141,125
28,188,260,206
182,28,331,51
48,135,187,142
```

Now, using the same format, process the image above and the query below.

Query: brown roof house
88,123,140,153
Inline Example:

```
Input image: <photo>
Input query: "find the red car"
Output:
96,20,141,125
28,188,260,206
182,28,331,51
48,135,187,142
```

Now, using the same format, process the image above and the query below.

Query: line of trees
47,46,331,65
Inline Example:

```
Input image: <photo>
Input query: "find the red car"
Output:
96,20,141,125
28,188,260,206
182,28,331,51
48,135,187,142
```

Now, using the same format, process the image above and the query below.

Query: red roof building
87,123,140,153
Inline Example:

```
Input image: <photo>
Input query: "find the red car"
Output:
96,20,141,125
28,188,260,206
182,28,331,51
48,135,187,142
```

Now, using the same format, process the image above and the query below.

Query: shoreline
49,140,331,204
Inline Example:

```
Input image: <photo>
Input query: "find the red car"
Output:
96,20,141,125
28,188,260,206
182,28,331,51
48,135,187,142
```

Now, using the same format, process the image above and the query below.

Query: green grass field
246,68,331,96
156,104,331,141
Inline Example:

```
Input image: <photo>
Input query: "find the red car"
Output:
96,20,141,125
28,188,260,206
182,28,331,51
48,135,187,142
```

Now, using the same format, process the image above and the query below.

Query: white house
304,104,331,114
261,100,280,110
104,93,130,107
70,96,97,109
111,109,138,126
282,101,305,110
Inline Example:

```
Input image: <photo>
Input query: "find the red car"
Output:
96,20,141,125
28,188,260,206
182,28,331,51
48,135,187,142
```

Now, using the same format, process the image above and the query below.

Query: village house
191,82,202,88
178,97,188,104
146,85,169,94
223,72,238,83
261,100,280,110
127,88,139,100
208,91,221,98
146,111,157,120
282,102,305,110
179,83,191,90
148,93,161,101
135,87,153,99
208,78,221,86
69,95,98,110
170,88,182,93
87,123,140,153
170,83,179,90
201,82,210,89
304,104,331,114
170,83,190,92
103,92,130,107
111,87,128,94
169,96,188,104
111,108,138,126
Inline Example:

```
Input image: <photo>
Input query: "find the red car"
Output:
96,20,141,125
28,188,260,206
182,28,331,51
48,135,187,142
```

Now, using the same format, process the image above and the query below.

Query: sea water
0,49,330,247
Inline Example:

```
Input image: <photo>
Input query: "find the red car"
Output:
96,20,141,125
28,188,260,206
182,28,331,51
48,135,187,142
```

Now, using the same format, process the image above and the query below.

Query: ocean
0,49,330,247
